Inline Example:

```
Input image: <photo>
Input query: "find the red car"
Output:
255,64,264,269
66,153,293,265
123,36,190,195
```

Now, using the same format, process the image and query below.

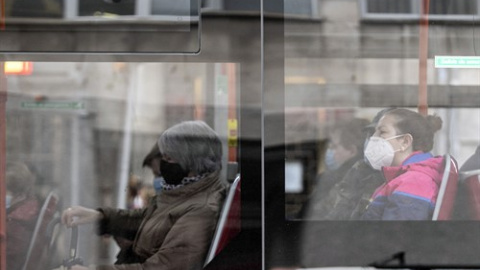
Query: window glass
2,2,265,270
78,0,136,16
7,0,63,18
1,0,200,53
264,0,480,268
4,61,243,269
429,0,476,15
151,0,192,16
366,0,412,13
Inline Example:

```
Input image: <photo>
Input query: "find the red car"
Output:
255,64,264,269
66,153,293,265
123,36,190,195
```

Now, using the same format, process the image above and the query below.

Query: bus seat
432,155,459,220
45,215,62,268
460,170,480,220
204,175,241,267
21,191,59,270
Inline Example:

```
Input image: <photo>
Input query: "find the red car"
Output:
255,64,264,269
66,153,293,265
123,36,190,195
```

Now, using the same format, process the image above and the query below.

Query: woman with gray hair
61,121,228,270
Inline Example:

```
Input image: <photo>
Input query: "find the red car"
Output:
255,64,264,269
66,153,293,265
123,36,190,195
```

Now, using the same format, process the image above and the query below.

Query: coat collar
156,170,221,203
402,151,433,166
382,152,443,182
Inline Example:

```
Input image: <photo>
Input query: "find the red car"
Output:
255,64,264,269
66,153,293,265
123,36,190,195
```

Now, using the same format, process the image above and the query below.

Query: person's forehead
377,114,397,128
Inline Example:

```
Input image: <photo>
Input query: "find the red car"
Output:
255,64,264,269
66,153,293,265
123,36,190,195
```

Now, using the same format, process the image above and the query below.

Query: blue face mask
153,177,163,193
325,148,339,170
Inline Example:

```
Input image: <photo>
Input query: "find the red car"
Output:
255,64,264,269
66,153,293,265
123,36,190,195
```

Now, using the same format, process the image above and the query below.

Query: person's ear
401,134,413,151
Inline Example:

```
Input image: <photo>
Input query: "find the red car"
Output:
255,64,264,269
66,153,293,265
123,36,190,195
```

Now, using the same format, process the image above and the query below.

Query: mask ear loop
387,134,409,152
399,133,413,152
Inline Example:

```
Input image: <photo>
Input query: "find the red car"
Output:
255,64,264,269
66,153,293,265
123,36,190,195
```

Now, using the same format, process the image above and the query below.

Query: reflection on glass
284,0,480,222
7,0,63,18
286,107,480,221
5,62,240,269
285,161,304,194
78,0,135,16
1,0,200,53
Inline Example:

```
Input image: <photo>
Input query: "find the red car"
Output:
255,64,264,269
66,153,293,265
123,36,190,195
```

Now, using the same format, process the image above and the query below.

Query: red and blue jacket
362,152,445,220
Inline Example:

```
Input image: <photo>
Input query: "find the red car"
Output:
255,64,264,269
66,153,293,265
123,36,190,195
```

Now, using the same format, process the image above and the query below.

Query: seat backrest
460,170,480,220
22,191,59,270
432,155,459,220
204,175,241,266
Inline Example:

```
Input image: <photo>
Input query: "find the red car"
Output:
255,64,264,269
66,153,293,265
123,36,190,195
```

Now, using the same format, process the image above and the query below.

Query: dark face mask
160,159,189,185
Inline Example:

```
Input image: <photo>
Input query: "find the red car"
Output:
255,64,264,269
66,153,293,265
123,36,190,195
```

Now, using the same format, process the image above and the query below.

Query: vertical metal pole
0,0,5,30
227,64,237,163
117,64,137,209
418,0,430,116
0,2,7,267
0,62,7,270
70,117,80,206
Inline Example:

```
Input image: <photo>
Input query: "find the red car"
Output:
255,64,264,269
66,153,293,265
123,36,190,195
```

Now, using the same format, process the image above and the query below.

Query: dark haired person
61,121,227,270
362,108,444,220
302,109,394,220
317,119,370,196
142,142,162,179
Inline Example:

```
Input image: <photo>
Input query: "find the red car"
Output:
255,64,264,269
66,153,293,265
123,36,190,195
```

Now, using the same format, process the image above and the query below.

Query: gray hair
157,121,222,175
6,162,35,196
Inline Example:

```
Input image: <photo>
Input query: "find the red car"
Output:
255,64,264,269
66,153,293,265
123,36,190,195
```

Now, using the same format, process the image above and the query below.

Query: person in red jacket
6,162,40,270
362,108,444,220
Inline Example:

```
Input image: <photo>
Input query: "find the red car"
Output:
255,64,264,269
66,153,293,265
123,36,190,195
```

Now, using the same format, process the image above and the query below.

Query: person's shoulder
8,197,40,220
390,169,438,195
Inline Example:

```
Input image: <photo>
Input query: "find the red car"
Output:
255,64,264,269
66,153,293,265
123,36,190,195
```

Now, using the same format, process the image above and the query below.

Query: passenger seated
114,143,161,264
362,108,444,220
302,109,395,220
301,117,370,219
452,144,480,220
460,145,480,172
61,121,228,270
6,162,40,270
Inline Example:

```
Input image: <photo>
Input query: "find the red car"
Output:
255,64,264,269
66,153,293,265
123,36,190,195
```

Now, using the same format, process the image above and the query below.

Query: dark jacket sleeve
96,206,218,270
460,145,480,172
97,207,148,240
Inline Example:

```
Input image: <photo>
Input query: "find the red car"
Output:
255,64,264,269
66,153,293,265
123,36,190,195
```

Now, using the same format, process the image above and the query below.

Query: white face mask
364,135,405,170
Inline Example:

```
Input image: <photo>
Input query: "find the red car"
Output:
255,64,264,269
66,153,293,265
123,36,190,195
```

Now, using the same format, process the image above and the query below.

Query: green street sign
435,56,480,68
21,101,84,110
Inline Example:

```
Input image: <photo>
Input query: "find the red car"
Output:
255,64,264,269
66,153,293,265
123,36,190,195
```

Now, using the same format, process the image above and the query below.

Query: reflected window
430,0,477,15
361,0,480,21
78,0,136,16
152,0,192,15
366,0,412,14
8,0,63,18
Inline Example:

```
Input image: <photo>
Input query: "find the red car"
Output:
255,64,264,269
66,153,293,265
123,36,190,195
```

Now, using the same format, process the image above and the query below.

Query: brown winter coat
96,171,227,270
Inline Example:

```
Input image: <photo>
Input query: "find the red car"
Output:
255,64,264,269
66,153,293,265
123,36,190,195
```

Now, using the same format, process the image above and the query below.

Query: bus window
2,60,253,269
264,0,480,269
